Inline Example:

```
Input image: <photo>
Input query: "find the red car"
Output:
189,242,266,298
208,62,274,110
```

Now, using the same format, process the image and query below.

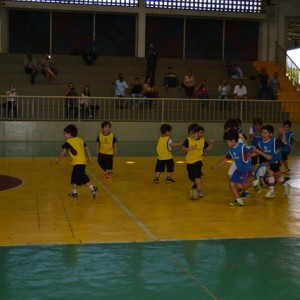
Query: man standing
146,43,158,85
82,34,98,66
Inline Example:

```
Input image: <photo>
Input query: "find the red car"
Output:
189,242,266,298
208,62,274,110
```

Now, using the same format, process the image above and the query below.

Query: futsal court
1,141,300,299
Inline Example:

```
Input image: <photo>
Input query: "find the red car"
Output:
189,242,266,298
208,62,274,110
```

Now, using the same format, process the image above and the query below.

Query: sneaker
229,199,244,206
69,192,78,198
153,177,159,183
284,183,290,196
253,179,263,194
91,186,98,198
166,177,175,183
198,190,203,197
282,168,290,173
264,190,275,198
240,191,250,199
106,172,113,178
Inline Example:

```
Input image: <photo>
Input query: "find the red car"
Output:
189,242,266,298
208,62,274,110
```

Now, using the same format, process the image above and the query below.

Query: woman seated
80,85,93,119
182,69,195,98
41,53,57,83
195,79,209,110
143,78,155,108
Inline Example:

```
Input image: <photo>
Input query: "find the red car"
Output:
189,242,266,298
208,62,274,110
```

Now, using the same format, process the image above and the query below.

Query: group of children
56,117,295,206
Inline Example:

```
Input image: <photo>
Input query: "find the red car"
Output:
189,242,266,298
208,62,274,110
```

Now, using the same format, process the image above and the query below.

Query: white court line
87,170,158,241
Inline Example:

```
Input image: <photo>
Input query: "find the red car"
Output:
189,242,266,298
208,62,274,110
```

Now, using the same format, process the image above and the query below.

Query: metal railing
275,41,300,87
0,95,297,123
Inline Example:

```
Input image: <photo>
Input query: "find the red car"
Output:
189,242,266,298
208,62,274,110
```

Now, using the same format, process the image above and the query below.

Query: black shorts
269,162,281,173
71,164,90,185
98,153,113,170
155,159,174,173
186,161,203,182
281,152,289,161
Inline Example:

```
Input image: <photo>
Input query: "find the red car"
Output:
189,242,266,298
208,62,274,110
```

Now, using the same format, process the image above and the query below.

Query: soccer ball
189,188,199,200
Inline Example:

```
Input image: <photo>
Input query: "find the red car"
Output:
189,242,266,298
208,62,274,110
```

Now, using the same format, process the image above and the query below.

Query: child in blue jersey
96,121,118,178
153,124,182,183
249,117,265,172
280,120,296,173
212,128,271,206
56,124,97,198
257,124,290,198
182,123,215,197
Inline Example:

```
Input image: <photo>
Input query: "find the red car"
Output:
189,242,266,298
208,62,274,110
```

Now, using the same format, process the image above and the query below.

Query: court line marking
88,169,158,242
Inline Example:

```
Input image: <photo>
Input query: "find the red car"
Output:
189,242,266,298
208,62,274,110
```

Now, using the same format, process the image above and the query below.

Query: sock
73,189,77,194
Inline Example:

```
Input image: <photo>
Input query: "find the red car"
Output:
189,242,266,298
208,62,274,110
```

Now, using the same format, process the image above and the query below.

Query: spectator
269,71,282,100
231,64,244,79
218,79,231,110
146,43,158,85
41,53,57,83
182,69,195,98
113,73,128,108
82,34,98,66
143,77,155,108
24,52,38,84
5,84,18,119
233,79,247,111
223,59,236,78
130,77,145,109
195,79,209,110
64,83,78,119
164,66,180,88
80,85,93,119
257,67,270,99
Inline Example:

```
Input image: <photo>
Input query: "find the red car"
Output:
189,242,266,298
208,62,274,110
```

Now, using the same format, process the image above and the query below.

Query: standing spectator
269,71,282,100
5,84,18,119
113,73,128,108
183,69,195,98
130,77,145,108
146,43,158,85
195,79,209,110
41,53,57,83
80,85,93,119
233,79,247,111
223,59,236,78
164,66,180,88
64,82,78,119
82,34,98,66
257,67,270,99
24,52,38,84
218,79,231,110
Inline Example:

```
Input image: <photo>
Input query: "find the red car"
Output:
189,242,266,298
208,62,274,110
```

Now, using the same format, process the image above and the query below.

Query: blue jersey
257,137,283,164
280,131,294,154
226,143,253,172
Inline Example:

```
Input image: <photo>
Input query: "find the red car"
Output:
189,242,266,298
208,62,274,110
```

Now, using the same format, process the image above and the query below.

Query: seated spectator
24,52,38,84
182,69,195,98
223,59,236,78
231,64,244,79
80,85,93,119
5,84,18,119
195,79,209,110
143,78,155,108
233,79,247,111
41,53,57,83
82,34,98,66
257,67,270,99
218,79,231,110
130,77,145,108
64,83,78,119
269,71,282,100
164,66,180,88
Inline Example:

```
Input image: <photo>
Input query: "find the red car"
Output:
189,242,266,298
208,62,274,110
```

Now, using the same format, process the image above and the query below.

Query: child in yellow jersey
56,124,97,198
153,123,182,183
182,123,215,197
96,121,118,178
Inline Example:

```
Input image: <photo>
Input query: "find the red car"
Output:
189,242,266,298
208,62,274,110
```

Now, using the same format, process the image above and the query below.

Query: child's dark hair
160,123,172,134
64,124,78,137
223,128,239,142
224,118,239,131
236,118,242,127
188,123,201,134
283,119,292,127
101,121,111,128
253,117,263,125
261,124,274,134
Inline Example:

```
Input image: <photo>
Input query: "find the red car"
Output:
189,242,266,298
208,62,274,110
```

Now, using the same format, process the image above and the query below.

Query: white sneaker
264,190,275,199
284,184,290,196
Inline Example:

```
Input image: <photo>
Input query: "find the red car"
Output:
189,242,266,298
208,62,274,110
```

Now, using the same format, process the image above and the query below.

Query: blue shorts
231,169,251,184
